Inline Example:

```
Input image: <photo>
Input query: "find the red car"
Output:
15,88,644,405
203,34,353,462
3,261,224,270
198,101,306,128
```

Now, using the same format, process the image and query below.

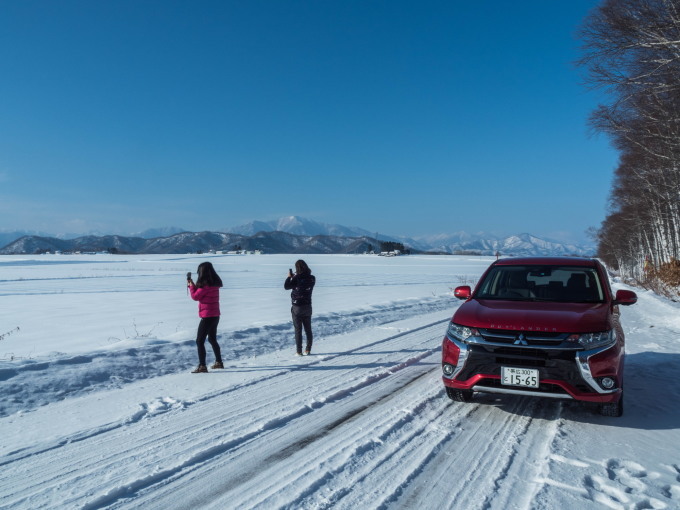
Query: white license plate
501,367,539,388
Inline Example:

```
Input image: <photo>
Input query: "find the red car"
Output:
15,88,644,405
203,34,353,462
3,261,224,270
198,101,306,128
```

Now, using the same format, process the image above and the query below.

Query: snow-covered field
1,253,679,510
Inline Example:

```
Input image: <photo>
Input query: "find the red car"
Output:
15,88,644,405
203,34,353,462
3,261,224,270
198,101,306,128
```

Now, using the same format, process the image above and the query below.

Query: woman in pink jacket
188,261,223,373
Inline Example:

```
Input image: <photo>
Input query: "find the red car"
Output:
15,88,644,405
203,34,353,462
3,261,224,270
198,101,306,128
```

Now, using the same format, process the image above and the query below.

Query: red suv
442,257,637,417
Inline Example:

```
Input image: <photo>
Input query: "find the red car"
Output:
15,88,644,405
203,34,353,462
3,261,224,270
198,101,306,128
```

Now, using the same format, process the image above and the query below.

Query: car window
476,265,605,302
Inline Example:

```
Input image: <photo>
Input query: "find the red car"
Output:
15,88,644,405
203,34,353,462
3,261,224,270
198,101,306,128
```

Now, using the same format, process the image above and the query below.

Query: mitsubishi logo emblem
514,334,529,346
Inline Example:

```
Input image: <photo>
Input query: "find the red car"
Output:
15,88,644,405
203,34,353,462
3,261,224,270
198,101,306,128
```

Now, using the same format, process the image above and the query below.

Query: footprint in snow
581,459,676,508
128,397,187,423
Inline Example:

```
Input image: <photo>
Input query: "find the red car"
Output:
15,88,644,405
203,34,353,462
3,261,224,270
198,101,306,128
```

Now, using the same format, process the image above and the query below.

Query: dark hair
295,259,311,275
196,261,223,288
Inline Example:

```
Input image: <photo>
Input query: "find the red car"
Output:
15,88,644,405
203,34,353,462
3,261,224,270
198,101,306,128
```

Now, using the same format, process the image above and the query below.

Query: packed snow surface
0,253,679,509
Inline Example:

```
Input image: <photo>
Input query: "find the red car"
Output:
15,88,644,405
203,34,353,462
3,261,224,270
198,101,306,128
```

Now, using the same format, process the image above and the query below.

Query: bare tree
578,0,680,290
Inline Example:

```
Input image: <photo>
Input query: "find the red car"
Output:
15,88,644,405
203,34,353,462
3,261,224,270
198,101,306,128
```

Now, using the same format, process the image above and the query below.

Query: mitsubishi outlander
442,257,637,417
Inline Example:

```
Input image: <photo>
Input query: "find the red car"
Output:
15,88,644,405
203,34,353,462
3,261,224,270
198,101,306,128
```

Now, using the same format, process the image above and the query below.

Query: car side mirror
454,286,471,300
613,289,637,306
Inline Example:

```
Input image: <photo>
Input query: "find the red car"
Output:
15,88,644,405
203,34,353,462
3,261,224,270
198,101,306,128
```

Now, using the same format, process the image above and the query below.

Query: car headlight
447,322,477,342
573,330,615,349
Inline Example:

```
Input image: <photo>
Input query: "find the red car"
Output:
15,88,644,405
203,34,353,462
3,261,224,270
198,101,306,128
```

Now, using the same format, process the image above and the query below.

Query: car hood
452,299,612,333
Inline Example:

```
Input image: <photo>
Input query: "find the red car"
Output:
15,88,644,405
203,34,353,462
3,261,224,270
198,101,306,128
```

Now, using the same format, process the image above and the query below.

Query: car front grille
495,356,545,368
479,328,570,347
457,341,593,393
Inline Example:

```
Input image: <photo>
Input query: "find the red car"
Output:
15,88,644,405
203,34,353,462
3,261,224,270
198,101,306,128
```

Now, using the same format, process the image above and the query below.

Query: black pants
291,304,313,354
196,316,222,366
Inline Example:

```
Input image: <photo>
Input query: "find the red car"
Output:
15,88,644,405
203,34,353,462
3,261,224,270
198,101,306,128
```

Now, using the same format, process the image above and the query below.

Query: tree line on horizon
579,0,680,295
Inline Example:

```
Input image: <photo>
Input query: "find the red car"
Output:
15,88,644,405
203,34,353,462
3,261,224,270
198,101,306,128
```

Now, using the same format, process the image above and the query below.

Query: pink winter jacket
189,285,221,318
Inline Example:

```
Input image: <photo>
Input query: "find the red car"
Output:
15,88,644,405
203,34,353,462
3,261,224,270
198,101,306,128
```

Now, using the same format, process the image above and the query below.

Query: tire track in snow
288,386,468,510
158,364,456,510
122,339,444,509
0,296,453,418
385,395,562,510
0,318,447,467
0,321,447,510
1,315,564,510
81,358,443,510
477,400,562,510
197,368,444,504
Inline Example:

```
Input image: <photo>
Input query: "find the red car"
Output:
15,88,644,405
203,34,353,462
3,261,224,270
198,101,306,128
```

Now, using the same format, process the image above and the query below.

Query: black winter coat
284,273,316,306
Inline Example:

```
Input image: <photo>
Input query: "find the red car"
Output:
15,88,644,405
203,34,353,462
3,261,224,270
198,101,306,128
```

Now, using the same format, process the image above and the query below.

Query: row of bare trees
578,0,680,287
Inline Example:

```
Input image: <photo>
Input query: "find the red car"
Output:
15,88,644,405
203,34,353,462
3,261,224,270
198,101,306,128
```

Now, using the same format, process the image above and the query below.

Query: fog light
600,377,616,389
442,363,454,376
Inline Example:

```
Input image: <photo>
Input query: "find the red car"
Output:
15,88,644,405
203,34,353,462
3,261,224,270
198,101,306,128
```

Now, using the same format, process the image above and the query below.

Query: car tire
599,393,623,417
446,387,473,402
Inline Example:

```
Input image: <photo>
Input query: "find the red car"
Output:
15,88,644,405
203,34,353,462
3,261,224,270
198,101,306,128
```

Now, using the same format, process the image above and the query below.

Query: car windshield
475,265,605,303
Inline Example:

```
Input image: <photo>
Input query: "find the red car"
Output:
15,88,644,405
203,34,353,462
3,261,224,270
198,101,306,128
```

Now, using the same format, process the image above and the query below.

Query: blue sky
0,0,613,244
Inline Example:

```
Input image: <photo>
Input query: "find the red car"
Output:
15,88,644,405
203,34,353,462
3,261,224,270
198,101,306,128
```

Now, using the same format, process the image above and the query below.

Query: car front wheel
599,393,623,417
446,387,473,402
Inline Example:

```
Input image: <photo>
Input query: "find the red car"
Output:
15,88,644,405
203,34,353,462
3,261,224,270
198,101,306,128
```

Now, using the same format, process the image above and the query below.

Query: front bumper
441,332,623,403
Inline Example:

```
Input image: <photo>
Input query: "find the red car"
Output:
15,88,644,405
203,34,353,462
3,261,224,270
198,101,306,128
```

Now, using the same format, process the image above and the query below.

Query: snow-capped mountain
227,217,594,257
134,227,186,239
414,231,502,247
227,216,375,238
0,217,594,256
0,231,378,255
0,230,48,248
418,232,593,257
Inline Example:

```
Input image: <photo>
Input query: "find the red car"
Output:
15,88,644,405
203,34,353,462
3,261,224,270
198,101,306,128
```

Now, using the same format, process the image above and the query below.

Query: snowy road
3,312,565,510
1,254,679,509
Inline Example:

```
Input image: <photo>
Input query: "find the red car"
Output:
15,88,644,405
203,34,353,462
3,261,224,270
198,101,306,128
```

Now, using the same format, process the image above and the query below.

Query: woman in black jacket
284,259,316,355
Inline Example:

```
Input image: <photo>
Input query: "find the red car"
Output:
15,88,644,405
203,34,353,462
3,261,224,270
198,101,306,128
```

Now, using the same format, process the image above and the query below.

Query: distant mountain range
226,216,593,256
226,217,375,238
0,231,378,255
413,232,592,257
0,216,595,256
